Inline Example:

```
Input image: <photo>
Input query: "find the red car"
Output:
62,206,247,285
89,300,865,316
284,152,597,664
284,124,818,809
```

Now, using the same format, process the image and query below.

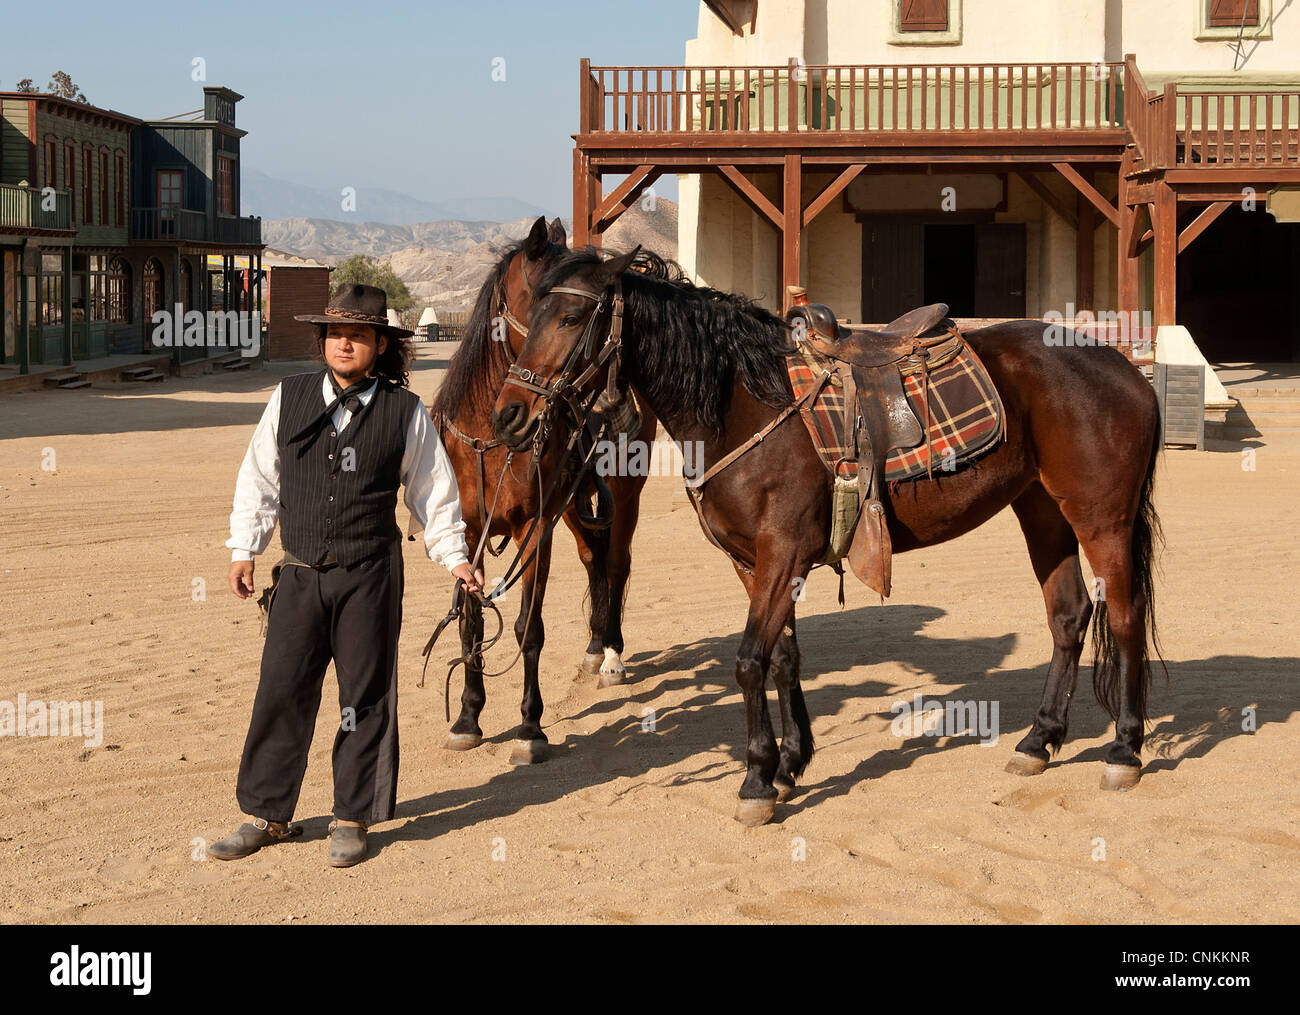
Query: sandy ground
0,344,1297,925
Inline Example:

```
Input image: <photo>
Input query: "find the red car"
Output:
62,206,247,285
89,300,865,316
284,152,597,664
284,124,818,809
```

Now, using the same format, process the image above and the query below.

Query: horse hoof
1100,763,1141,791
580,653,604,675
509,739,548,766
597,668,628,688
733,797,777,827
444,732,482,752
1005,752,1048,777
774,779,796,803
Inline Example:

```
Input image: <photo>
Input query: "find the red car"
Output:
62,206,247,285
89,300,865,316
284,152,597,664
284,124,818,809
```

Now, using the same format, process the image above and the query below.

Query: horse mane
536,247,794,435
431,239,524,421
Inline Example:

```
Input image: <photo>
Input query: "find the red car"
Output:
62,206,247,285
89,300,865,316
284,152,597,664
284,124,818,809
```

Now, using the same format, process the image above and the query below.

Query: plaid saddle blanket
785,333,1004,484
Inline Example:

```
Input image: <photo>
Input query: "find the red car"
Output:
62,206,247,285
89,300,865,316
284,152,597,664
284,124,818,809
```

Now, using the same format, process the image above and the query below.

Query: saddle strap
435,413,510,558
687,383,823,491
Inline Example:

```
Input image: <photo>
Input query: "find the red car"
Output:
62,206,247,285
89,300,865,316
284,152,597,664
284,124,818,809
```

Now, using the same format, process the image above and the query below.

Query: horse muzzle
493,399,540,452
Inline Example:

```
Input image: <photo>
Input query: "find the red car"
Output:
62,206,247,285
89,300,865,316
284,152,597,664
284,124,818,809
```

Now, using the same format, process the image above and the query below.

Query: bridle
501,278,626,475
421,264,622,712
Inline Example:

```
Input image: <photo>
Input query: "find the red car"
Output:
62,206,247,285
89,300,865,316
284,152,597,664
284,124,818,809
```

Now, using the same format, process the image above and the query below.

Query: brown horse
429,219,656,765
493,246,1163,824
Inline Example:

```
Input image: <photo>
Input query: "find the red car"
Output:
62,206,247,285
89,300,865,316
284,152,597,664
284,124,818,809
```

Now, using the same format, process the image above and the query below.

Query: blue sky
0,0,702,215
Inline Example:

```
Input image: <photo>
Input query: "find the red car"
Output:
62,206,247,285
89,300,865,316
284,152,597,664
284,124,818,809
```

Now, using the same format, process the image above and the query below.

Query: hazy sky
0,0,703,215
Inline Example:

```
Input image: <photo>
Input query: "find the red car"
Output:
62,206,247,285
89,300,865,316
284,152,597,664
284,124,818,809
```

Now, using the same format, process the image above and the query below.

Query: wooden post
782,152,801,312
1153,180,1177,326
18,256,29,375
1076,168,1096,312
62,247,71,366
572,149,589,248
1117,150,1139,318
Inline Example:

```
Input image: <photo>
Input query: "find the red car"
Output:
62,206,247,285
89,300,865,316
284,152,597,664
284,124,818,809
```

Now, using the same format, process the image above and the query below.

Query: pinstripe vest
277,370,418,567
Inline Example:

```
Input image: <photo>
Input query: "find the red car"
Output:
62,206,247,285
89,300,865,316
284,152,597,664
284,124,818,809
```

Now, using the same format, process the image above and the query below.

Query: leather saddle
785,293,957,597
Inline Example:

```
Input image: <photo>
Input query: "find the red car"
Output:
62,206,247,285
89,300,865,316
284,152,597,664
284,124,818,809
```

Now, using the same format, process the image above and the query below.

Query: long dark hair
535,247,795,435
313,324,413,388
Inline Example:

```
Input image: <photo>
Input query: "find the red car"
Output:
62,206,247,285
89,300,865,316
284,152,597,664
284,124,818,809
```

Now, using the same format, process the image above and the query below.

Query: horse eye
560,315,579,328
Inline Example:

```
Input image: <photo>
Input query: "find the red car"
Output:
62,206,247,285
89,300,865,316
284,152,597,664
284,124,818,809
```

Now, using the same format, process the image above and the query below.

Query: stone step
43,371,81,386
130,371,166,383
222,359,251,371
121,366,157,380
57,378,91,390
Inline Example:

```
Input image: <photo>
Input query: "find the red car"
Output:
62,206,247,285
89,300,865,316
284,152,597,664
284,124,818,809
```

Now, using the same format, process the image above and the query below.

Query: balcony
131,207,262,246
580,60,1127,142
0,182,73,232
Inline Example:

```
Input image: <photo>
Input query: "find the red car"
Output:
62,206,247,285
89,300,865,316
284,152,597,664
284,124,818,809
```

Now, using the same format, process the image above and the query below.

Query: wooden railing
581,60,1126,135
132,207,262,244
1177,89,1300,166
0,182,72,231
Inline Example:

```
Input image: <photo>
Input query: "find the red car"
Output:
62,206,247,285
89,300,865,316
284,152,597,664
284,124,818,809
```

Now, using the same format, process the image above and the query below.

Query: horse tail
1090,431,1165,721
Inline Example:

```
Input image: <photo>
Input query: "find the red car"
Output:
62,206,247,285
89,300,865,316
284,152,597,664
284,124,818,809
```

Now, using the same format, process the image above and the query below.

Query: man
211,283,482,868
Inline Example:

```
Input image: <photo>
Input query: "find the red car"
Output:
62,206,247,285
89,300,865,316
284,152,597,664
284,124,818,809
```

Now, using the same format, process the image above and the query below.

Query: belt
281,549,339,571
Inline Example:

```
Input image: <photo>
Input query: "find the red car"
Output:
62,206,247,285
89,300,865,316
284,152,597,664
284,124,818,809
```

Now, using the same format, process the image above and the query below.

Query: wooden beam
1125,202,1151,259
717,164,783,228
1015,170,1077,228
703,0,744,35
1117,150,1140,317
783,152,802,312
1077,170,1096,311
591,165,661,231
802,163,868,228
1153,181,1177,326
1177,200,1232,255
572,149,591,247
1052,161,1120,226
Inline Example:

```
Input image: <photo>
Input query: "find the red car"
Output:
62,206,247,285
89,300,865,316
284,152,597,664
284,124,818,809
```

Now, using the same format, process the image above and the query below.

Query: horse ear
547,218,568,248
524,216,549,260
601,245,641,282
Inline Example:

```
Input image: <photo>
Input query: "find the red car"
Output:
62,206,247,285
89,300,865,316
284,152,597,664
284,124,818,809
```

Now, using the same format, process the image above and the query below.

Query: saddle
785,290,971,598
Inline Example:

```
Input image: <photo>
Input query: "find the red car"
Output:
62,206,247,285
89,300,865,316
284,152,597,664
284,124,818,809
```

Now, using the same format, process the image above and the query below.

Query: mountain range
242,168,552,226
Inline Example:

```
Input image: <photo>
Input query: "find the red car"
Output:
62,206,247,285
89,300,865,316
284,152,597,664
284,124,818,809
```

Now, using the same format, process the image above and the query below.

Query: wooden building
0,84,263,376
573,0,1300,363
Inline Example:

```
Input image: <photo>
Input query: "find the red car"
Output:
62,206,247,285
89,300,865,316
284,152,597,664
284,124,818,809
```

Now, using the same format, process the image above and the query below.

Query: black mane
431,239,523,421
536,247,794,435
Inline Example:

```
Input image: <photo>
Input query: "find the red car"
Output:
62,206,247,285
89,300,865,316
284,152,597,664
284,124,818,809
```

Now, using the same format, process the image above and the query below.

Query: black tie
287,375,374,445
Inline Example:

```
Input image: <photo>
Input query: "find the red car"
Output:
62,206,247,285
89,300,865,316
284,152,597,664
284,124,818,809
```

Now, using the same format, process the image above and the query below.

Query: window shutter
1207,0,1259,27
901,0,949,32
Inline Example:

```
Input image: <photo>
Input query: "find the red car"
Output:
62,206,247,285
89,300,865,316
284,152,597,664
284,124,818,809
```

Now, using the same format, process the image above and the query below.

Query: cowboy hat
295,283,414,338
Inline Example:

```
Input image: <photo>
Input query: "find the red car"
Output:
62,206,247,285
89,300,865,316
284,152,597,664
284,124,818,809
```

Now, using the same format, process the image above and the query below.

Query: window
99,151,109,226
1207,0,1259,27
216,155,235,216
70,253,87,323
114,152,125,226
89,255,108,321
82,146,92,225
108,257,131,323
143,258,164,321
889,0,961,44
157,170,182,217
64,142,75,220
1197,0,1272,38
41,252,64,326
901,0,948,31
44,138,56,189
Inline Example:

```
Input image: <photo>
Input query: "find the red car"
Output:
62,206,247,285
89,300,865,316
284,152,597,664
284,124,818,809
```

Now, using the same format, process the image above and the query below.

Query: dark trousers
236,542,403,825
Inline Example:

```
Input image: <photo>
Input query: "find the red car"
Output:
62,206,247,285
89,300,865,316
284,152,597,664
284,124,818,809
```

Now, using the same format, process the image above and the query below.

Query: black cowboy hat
294,283,414,339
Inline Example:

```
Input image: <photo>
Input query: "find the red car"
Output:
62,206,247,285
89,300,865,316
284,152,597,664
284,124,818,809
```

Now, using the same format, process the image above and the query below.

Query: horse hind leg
1006,484,1093,776
770,614,814,802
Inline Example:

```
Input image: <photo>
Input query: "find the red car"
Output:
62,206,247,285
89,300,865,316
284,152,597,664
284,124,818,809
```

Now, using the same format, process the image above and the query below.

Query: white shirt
226,374,470,573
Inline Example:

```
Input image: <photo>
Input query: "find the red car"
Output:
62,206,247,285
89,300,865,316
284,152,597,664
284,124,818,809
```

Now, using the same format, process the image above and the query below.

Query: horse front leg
508,524,553,766
733,548,803,827
560,508,612,681
594,471,646,687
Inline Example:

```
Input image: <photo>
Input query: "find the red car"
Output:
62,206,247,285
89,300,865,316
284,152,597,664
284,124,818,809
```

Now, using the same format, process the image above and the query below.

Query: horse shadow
359,603,1298,845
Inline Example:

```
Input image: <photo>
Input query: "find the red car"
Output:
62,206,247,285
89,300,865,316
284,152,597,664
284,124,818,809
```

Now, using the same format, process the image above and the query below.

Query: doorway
862,217,1026,323
1177,205,1300,362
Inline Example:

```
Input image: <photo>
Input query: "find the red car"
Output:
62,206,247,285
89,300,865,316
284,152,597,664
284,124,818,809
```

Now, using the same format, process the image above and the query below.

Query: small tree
15,79,36,93
331,255,414,315
47,71,90,103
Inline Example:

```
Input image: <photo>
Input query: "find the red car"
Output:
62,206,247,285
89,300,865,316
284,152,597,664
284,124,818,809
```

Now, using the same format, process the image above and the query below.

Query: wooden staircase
42,370,90,390
121,365,166,383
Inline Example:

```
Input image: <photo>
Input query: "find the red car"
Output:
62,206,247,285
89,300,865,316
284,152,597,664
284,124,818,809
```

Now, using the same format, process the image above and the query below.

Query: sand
0,344,1296,924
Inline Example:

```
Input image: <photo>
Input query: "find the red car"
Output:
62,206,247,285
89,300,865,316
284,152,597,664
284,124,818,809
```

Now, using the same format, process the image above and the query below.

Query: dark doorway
924,224,976,315
1178,205,1300,362
862,217,1025,323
